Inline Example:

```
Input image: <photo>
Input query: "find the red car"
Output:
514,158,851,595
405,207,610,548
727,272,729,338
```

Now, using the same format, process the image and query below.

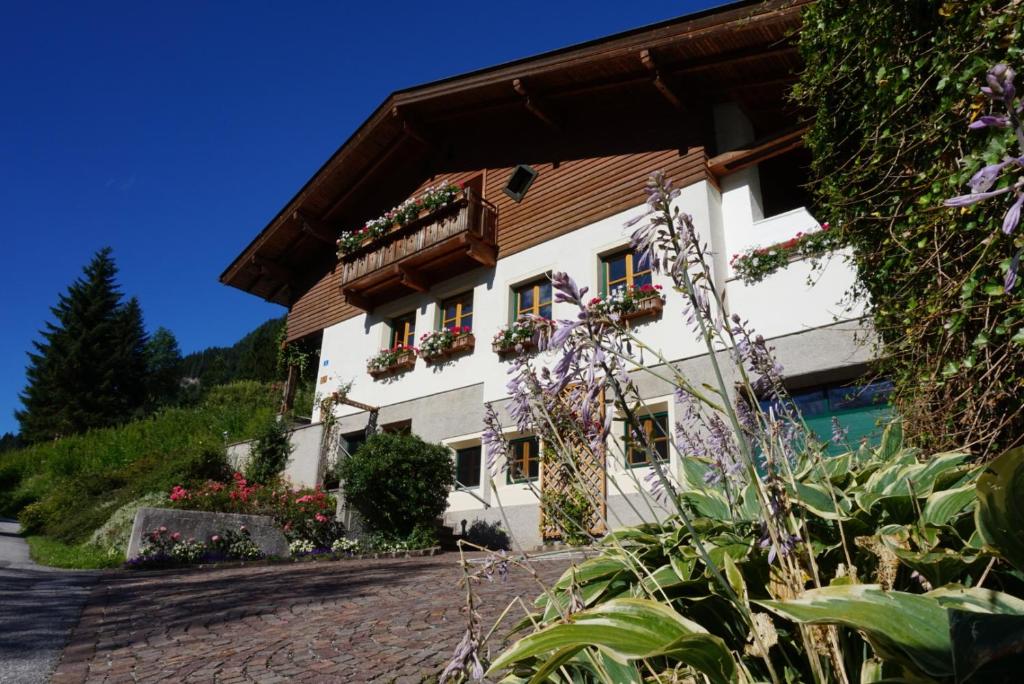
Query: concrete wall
226,421,325,489
126,507,289,560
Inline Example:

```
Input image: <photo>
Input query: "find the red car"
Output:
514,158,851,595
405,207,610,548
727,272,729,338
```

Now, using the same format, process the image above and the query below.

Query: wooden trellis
538,388,607,542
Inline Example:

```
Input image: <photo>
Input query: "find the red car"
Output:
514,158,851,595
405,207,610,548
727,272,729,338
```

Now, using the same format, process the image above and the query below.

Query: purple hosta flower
482,402,510,477
628,172,680,273
439,628,485,683
831,416,849,446
968,159,1015,193
1007,249,1023,292
909,570,933,592
643,466,678,506
969,115,1011,130
982,63,1017,103
735,397,758,438
703,415,744,487
943,186,1013,207
478,550,510,584
730,314,785,398
552,271,588,308
759,530,801,565
1003,192,1024,235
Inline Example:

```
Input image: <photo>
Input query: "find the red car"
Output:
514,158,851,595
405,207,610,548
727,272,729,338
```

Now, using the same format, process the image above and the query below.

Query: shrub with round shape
336,432,454,537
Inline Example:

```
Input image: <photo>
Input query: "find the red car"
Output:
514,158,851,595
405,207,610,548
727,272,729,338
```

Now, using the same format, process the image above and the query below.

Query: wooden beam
706,126,807,177
337,396,379,413
251,255,293,284
342,287,373,312
391,105,432,148
465,234,497,267
398,264,428,292
322,132,410,221
264,281,290,305
640,49,686,114
293,210,336,246
512,78,561,132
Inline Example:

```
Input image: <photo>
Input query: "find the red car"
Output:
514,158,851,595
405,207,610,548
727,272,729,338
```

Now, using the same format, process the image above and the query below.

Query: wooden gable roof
220,0,810,306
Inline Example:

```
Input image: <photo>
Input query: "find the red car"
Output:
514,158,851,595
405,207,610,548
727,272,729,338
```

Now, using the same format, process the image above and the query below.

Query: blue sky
0,0,722,435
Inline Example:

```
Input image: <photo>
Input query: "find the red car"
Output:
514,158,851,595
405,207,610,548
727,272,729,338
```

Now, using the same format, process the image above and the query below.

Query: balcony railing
340,189,498,311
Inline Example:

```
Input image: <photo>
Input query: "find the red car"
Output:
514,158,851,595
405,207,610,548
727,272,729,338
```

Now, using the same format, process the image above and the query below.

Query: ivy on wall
794,0,1024,457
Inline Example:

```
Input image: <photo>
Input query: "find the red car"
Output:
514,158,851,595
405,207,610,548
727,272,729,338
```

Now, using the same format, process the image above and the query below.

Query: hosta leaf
792,481,851,520
680,489,731,519
921,484,976,526
892,547,979,587
928,585,1024,615
552,556,630,591
757,584,952,678
877,420,904,461
976,447,1024,573
487,598,736,683
909,452,971,496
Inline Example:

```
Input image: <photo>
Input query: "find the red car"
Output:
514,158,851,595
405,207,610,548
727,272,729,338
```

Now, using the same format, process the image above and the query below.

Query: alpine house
221,0,887,548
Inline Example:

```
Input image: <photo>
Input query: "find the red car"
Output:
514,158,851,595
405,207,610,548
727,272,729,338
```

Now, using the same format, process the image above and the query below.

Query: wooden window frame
511,277,553,323
390,312,416,348
601,248,653,297
624,412,670,468
440,291,474,332
506,436,540,484
454,445,482,489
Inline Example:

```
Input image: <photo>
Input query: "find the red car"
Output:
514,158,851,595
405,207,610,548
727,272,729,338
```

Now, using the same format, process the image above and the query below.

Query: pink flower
315,513,328,523
211,535,221,543
171,532,181,541
158,526,168,533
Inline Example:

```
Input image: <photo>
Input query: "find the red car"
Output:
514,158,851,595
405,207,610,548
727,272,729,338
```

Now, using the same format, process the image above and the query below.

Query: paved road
51,553,569,683
0,519,100,684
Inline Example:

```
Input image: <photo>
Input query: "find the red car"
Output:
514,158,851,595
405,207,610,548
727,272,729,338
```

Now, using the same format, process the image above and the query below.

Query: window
513,278,552,321
382,420,412,435
390,312,416,348
440,291,474,331
342,431,366,457
625,412,669,467
602,249,652,296
455,445,481,488
507,436,540,483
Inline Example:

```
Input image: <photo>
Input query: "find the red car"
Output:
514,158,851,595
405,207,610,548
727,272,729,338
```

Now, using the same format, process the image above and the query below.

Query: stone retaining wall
126,507,289,560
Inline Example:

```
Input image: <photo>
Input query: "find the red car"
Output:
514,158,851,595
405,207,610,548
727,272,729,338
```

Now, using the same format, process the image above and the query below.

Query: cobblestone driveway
51,554,569,683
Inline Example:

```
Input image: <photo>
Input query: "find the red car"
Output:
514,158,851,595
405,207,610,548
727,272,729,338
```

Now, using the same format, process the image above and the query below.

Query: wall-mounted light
503,164,538,203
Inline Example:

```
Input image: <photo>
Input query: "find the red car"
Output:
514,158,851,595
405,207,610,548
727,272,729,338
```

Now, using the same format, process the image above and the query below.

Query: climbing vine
794,0,1024,457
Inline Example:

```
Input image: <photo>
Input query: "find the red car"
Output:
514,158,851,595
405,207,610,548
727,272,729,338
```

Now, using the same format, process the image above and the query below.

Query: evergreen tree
16,248,149,441
0,432,22,454
144,327,182,409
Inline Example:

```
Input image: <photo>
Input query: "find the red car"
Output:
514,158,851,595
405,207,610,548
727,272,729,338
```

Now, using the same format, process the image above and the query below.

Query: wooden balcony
340,189,498,311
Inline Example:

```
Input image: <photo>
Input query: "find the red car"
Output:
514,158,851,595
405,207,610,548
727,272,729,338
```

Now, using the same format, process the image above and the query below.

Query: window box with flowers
336,181,465,259
367,345,418,379
729,222,838,285
587,284,665,323
492,318,548,355
420,327,475,363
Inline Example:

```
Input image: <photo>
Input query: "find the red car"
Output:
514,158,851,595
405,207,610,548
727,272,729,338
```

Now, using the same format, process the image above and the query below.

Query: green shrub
337,432,454,537
464,519,511,551
17,501,46,534
88,491,166,557
244,418,292,484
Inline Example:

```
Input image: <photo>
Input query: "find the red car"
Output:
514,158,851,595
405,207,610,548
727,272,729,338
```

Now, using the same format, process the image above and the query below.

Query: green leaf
976,447,1024,572
487,598,736,683
921,484,976,526
949,610,1024,681
679,489,731,520
877,421,904,461
553,556,629,591
757,584,952,678
792,481,850,520
927,585,1024,615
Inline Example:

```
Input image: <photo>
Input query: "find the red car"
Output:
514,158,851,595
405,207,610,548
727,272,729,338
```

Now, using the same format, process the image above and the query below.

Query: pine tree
144,327,182,410
16,248,150,441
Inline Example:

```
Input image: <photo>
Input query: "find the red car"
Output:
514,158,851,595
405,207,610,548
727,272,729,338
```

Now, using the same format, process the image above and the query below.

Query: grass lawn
27,535,123,569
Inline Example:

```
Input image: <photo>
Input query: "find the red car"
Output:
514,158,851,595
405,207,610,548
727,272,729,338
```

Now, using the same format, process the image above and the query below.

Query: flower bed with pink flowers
587,283,665,322
166,472,344,550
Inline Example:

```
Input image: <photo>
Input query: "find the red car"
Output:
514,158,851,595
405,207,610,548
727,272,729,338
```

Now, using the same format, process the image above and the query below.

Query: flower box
620,294,665,322
492,318,547,356
421,331,476,363
367,348,417,379
492,338,537,355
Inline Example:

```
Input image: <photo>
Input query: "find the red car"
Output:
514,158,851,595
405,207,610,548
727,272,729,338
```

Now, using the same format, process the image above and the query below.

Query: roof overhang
220,0,810,306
